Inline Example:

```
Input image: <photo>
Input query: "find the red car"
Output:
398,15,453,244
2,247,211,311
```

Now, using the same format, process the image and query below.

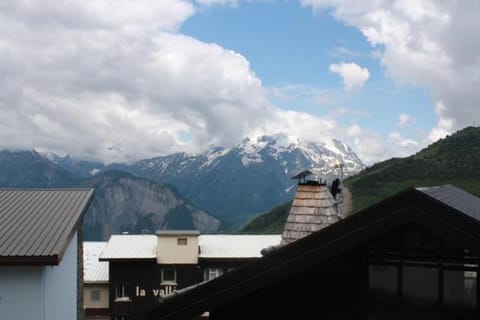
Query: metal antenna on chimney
330,162,344,215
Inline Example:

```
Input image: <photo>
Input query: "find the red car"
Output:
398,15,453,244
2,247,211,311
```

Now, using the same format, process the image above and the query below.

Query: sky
0,0,479,165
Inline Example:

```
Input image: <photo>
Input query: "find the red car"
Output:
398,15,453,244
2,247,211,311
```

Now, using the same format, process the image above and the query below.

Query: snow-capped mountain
235,134,363,175
100,133,364,226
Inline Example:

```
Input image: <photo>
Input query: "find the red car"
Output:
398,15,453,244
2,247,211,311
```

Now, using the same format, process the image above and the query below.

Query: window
204,268,223,281
115,283,130,301
444,270,477,307
369,265,397,293
90,289,101,302
161,267,177,284
177,237,188,245
403,266,438,301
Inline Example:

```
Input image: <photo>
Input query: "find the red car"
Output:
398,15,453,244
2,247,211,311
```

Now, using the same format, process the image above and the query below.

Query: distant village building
99,232,281,320
0,188,93,320
84,241,109,320
146,185,480,320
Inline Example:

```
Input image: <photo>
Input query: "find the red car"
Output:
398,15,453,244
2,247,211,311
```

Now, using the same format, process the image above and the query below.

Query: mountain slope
0,150,79,187
345,126,480,211
107,133,364,226
46,153,106,178
81,170,222,240
241,201,292,234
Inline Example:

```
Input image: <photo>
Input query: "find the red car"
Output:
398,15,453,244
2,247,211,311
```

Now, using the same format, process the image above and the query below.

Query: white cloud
329,62,370,91
302,0,480,138
329,46,362,57
347,124,362,137
3,0,459,166
196,0,238,6
0,0,359,164
0,0,283,163
389,131,418,147
350,132,388,165
398,114,412,126
427,101,453,142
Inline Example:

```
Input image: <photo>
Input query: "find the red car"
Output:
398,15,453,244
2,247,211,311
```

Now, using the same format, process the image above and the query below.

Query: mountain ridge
49,133,364,226
0,151,223,240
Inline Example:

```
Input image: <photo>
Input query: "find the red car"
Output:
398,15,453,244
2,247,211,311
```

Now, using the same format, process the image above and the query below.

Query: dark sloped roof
0,188,94,265
145,185,480,320
418,184,480,220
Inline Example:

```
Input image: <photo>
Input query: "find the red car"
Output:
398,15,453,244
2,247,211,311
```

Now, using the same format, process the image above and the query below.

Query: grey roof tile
418,185,480,220
0,188,94,264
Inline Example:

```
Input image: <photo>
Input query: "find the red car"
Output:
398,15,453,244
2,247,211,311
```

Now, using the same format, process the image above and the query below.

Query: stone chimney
280,170,341,245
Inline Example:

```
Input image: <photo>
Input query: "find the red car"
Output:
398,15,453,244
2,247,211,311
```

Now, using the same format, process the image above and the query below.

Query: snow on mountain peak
201,147,230,168
238,137,265,167
259,133,298,150
234,133,363,173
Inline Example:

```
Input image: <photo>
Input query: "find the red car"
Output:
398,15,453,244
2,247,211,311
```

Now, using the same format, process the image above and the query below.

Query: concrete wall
0,266,45,319
45,232,78,320
84,284,109,309
157,235,199,264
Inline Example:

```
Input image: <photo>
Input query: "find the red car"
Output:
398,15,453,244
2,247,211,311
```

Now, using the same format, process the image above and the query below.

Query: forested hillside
346,126,480,211
241,126,480,233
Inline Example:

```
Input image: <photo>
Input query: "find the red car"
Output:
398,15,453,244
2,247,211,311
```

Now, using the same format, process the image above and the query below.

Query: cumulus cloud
5,0,461,166
329,62,370,91
397,114,412,126
427,101,452,142
329,46,362,58
349,131,388,165
347,124,362,137
302,0,480,140
0,0,288,163
0,0,354,164
195,0,238,6
389,131,419,147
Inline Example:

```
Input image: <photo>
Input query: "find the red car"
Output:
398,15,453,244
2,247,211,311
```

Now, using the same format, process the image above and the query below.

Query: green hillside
241,201,292,233
241,126,480,233
346,126,480,212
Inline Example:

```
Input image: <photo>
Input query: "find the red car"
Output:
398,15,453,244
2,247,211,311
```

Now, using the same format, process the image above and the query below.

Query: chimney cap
291,170,313,180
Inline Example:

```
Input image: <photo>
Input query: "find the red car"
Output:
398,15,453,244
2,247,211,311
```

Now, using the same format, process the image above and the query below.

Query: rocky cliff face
83,171,222,240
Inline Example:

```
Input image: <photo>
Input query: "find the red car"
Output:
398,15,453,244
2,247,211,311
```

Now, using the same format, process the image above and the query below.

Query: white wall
157,235,199,264
0,266,45,319
45,232,78,320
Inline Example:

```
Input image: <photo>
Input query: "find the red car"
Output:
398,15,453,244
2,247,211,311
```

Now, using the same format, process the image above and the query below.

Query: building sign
135,285,176,298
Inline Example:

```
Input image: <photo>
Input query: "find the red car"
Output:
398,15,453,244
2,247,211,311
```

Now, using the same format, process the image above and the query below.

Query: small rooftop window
177,238,188,246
